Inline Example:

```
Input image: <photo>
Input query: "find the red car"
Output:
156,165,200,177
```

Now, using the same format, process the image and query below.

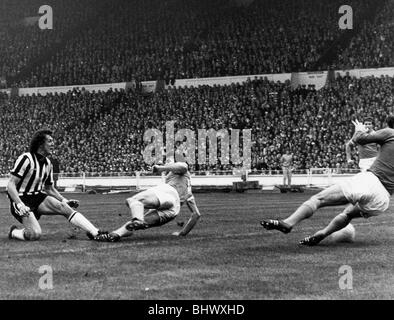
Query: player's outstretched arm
153,162,188,175
173,196,201,236
352,128,392,146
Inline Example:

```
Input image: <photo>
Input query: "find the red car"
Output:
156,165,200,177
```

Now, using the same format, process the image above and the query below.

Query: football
326,223,356,243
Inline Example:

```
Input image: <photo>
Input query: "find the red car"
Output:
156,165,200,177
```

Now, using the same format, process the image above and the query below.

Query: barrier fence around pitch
0,168,361,190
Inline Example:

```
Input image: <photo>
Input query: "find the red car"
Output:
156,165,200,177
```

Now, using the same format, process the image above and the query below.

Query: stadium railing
0,168,362,192
3,67,394,97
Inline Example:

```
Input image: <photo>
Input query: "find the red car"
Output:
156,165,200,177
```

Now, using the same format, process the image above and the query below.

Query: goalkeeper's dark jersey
353,128,394,194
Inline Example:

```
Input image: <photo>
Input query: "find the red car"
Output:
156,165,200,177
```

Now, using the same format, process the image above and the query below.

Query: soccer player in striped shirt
261,115,394,246
7,129,106,241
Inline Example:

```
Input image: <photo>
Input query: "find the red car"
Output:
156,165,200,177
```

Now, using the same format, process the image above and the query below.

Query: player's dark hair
29,129,53,154
363,117,373,123
386,115,394,129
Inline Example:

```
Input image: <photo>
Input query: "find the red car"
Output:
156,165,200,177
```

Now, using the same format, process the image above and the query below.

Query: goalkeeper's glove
351,119,367,133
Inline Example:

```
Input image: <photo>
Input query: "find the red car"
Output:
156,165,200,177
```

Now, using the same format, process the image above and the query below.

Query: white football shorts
358,157,376,172
339,171,390,218
149,184,180,223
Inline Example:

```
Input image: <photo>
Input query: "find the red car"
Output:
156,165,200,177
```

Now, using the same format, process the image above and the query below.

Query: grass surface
1,191,393,299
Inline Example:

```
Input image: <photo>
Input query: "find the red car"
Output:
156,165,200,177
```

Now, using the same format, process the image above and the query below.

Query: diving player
94,161,201,242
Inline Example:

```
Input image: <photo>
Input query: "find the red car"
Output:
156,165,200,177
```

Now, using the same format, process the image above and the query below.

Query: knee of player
57,200,73,216
126,196,144,206
341,212,353,221
125,197,138,207
24,227,42,241
303,196,320,211
314,191,328,203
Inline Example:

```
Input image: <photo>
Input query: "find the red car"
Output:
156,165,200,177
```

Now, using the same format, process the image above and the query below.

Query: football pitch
0,191,393,300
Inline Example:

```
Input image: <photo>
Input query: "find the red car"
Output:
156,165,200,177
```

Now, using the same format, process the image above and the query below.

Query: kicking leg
261,184,349,233
125,189,161,223
94,187,178,242
110,209,160,238
95,190,164,243
97,220,136,242
38,196,101,238
300,204,362,246
95,209,169,242
144,209,169,227
284,184,349,227
125,209,168,231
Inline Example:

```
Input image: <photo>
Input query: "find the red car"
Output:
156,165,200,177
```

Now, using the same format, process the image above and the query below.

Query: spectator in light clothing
280,149,293,188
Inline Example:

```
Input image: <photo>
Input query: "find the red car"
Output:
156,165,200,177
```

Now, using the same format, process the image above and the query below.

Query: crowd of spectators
0,0,384,89
333,0,394,70
0,0,107,89
1,75,394,175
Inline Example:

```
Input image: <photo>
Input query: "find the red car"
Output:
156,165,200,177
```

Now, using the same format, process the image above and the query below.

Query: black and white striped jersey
9,152,54,195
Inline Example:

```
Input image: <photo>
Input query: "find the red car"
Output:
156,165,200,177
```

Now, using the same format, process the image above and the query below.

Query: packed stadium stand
333,0,394,69
1,0,394,175
1,75,394,175
0,0,389,88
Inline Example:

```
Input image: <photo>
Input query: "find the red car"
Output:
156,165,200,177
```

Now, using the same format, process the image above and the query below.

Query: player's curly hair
29,129,53,154
387,115,394,129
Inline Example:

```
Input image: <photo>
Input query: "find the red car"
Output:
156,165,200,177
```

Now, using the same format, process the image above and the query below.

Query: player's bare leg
125,189,161,224
261,184,349,233
300,204,362,246
125,209,170,231
285,184,349,226
144,210,167,227
37,196,101,238
125,188,175,227
111,209,160,236
112,222,134,238
95,190,170,242
9,214,42,241
97,209,169,242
